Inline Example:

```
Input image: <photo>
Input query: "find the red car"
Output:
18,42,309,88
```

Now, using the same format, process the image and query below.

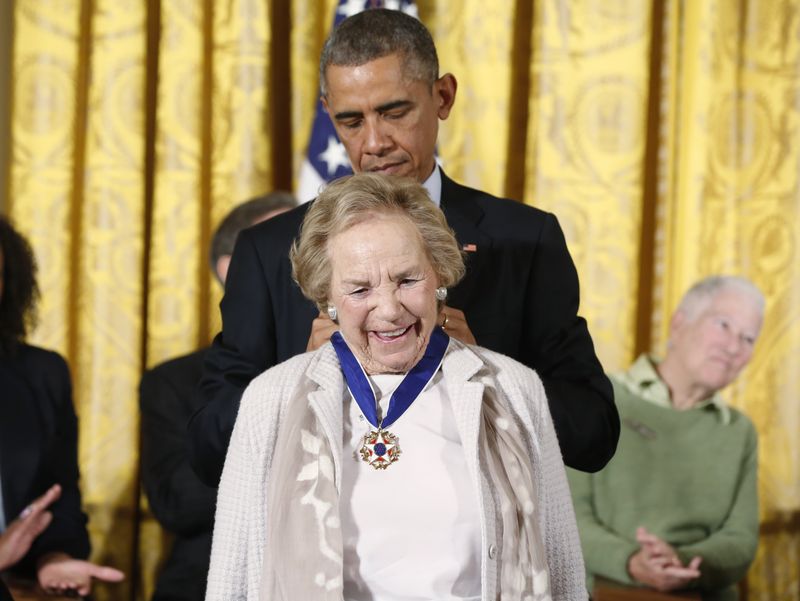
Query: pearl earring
327,305,338,322
435,287,447,301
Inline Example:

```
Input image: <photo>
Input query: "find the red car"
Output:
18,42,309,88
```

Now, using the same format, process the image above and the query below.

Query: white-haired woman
206,174,586,601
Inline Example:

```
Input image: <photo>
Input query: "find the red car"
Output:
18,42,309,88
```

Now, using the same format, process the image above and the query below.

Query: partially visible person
206,174,586,600
139,192,295,601
568,276,764,601
0,217,124,597
191,6,618,489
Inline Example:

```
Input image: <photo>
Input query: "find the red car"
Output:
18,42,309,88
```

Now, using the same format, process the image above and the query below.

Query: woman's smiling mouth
371,324,413,342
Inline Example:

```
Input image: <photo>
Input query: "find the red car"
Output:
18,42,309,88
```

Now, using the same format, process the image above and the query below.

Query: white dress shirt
422,165,442,207
341,371,482,601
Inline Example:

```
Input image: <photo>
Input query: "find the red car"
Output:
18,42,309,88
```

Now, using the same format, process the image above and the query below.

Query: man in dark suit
190,8,619,486
139,193,295,601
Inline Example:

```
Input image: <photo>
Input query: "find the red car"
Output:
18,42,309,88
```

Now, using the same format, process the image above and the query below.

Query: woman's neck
655,358,713,410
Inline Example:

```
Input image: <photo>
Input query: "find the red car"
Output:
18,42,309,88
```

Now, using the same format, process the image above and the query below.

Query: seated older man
568,275,764,601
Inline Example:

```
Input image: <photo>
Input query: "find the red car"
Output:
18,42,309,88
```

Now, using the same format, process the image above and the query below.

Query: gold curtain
5,1,798,600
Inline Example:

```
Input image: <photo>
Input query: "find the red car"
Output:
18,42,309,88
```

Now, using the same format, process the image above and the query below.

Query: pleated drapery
5,1,799,600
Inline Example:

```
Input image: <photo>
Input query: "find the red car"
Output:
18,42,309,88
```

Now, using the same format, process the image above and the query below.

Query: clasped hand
627,527,702,592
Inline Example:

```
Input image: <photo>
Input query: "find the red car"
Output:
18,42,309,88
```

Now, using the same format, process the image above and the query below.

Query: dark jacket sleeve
19,352,90,574
140,357,217,534
518,213,618,472
189,226,280,486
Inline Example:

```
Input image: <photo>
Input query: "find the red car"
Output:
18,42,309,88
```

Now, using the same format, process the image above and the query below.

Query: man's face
669,288,763,393
321,53,456,183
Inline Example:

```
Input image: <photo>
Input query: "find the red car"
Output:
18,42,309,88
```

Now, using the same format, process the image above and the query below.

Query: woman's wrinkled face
328,212,440,375
669,288,762,393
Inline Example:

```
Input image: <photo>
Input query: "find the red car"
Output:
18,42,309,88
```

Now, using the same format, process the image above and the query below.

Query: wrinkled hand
306,311,339,352
0,484,61,570
37,552,125,597
628,527,702,592
439,307,476,345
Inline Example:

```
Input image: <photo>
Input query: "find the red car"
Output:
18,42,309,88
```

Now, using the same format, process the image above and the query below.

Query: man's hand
37,552,125,597
306,307,477,351
0,484,61,570
306,311,339,352
627,527,702,592
439,307,476,345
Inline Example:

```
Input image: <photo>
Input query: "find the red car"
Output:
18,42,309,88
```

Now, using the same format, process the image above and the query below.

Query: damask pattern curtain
5,1,798,600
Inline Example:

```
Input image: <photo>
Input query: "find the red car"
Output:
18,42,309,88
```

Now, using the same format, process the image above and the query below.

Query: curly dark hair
0,217,40,356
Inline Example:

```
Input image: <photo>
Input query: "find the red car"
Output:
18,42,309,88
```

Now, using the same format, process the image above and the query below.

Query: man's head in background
210,191,297,285
319,8,457,183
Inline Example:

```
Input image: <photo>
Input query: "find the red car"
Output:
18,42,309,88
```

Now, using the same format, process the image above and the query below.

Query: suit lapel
439,171,493,311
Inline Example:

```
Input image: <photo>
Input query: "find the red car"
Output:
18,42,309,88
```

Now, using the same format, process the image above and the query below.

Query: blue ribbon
330,326,450,430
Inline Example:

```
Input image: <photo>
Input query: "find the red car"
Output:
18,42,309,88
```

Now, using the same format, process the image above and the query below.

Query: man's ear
321,95,330,115
434,73,457,120
216,255,232,286
669,309,687,339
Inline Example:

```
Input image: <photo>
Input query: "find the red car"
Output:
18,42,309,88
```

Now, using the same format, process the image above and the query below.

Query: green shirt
567,355,758,601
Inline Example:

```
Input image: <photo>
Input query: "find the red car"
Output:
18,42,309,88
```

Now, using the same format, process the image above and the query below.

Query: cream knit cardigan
206,340,587,601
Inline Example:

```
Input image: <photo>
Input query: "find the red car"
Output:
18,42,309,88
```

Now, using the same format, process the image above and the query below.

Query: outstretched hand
627,527,702,592
37,552,125,597
0,484,61,570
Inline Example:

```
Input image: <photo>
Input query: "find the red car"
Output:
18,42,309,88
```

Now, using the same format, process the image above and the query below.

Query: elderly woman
206,174,586,601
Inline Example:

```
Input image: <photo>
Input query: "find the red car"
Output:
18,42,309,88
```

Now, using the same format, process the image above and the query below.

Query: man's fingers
306,314,339,352
438,307,476,345
662,565,702,578
636,526,660,544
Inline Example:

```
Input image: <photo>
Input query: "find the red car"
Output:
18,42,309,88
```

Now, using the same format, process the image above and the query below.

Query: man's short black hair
319,8,439,96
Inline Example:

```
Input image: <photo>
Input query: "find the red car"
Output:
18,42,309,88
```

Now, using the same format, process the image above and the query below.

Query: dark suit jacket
0,345,90,578
139,349,217,601
191,171,619,484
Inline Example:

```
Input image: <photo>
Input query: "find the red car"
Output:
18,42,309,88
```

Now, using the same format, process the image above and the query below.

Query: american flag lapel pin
462,243,477,252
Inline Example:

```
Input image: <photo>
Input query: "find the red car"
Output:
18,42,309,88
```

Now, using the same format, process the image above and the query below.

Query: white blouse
341,371,483,601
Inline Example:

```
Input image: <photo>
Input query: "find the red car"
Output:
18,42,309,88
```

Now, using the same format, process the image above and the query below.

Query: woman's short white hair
676,275,765,321
290,173,466,311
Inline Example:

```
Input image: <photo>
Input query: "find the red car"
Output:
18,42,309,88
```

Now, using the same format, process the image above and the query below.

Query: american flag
297,0,420,203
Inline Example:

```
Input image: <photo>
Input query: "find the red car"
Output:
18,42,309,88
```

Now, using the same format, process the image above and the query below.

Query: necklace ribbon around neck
331,326,450,469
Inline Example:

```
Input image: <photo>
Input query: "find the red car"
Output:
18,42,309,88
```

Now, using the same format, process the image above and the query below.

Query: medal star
337,0,365,19
360,429,401,470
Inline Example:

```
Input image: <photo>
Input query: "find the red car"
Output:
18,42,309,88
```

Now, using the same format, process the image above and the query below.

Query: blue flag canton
305,0,420,183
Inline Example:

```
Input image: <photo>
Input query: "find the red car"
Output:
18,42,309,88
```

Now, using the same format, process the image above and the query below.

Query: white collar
422,165,442,207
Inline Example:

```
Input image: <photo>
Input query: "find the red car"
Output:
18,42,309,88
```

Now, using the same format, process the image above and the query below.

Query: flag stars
318,136,350,176
337,0,366,19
